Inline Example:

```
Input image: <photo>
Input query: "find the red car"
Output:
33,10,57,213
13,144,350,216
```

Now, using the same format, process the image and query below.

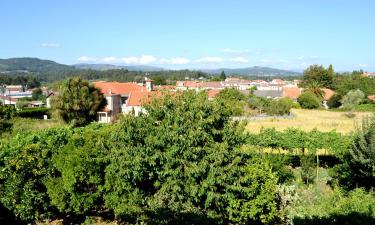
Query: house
363,72,375,78
28,101,45,107
221,77,255,90
282,87,302,101
207,89,220,100
94,78,157,122
253,90,283,99
270,79,285,86
0,95,17,106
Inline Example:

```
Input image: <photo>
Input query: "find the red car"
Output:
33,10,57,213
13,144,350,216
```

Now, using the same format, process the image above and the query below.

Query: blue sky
1,0,374,71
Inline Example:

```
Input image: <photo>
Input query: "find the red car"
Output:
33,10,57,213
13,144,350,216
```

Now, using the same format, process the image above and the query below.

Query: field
246,109,372,134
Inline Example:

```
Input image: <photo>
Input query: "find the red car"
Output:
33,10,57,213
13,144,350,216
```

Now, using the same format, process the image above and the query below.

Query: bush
266,97,294,116
17,107,49,119
331,116,375,190
0,128,72,222
327,94,342,108
0,105,16,134
297,91,321,109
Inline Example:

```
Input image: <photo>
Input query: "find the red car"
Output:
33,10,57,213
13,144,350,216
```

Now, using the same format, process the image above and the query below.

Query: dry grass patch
246,108,372,134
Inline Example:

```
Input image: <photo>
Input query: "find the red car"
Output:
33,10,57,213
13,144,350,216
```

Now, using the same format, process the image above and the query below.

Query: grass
246,108,372,134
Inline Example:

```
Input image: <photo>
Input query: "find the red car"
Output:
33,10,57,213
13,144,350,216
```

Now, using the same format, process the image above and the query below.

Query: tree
327,64,334,87
0,128,72,222
327,93,342,108
0,105,15,134
220,71,226,81
297,91,321,109
301,64,333,88
51,77,107,127
45,124,110,215
104,91,280,224
32,87,44,100
331,116,375,190
340,89,365,112
216,88,246,116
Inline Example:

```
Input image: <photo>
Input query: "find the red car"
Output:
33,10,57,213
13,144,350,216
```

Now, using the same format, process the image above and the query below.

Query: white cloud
77,56,98,62
121,56,138,64
103,56,120,63
230,57,249,63
138,55,157,64
196,57,224,63
41,43,61,48
170,57,190,65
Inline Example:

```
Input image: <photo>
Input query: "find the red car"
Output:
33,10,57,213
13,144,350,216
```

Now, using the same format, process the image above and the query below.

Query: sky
0,0,374,71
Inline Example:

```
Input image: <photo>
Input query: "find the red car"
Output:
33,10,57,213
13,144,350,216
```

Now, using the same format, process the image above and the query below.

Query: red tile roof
322,88,335,101
93,81,145,95
0,95,18,102
282,87,302,100
208,89,220,98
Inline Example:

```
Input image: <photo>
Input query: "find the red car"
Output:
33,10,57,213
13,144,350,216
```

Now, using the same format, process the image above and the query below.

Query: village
0,75,341,123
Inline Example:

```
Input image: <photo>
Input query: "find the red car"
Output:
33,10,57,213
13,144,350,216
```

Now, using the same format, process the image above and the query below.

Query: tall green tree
51,77,106,127
220,71,226,80
301,64,333,88
104,91,280,224
331,116,375,190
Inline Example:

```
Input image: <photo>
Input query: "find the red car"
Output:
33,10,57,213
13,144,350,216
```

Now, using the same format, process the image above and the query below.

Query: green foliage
15,98,29,110
301,64,334,88
104,91,279,224
292,188,375,225
32,87,44,100
51,77,107,127
220,71,226,81
17,107,49,119
300,155,316,185
335,73,375,97
0,105,16,134
247,128,351,156
216,88,246,116
0,128,72,222
331,116,375,190
297,91,321,109
45,123,110,215
340,89,365,111
267,97,294,116
248,96,294,116
327,93,342,108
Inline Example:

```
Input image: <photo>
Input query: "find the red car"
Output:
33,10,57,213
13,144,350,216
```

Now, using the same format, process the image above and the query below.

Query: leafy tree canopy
51,77,107,127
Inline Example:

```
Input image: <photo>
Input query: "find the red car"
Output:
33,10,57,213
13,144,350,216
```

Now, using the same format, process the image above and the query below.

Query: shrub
297,91,321,109
331,116,375,190
17,107,50,119
327,94,342,108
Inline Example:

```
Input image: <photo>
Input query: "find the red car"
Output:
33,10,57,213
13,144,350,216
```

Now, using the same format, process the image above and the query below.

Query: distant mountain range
0,57,73,73
0,57,301,76
202,67,301,76
73,63,164,72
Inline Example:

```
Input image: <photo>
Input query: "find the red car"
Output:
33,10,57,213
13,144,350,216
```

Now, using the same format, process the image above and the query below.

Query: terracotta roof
154,85,176,91
93,81,145,95
177,81,201,88
0,95,18,102
208,89,220,98
322,88,335,101
201,82,223,88
282,87,302,100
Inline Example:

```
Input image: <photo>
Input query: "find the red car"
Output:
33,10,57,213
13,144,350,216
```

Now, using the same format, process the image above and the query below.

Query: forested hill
203,66,301,76
0,57,74,73
0,57,300,85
